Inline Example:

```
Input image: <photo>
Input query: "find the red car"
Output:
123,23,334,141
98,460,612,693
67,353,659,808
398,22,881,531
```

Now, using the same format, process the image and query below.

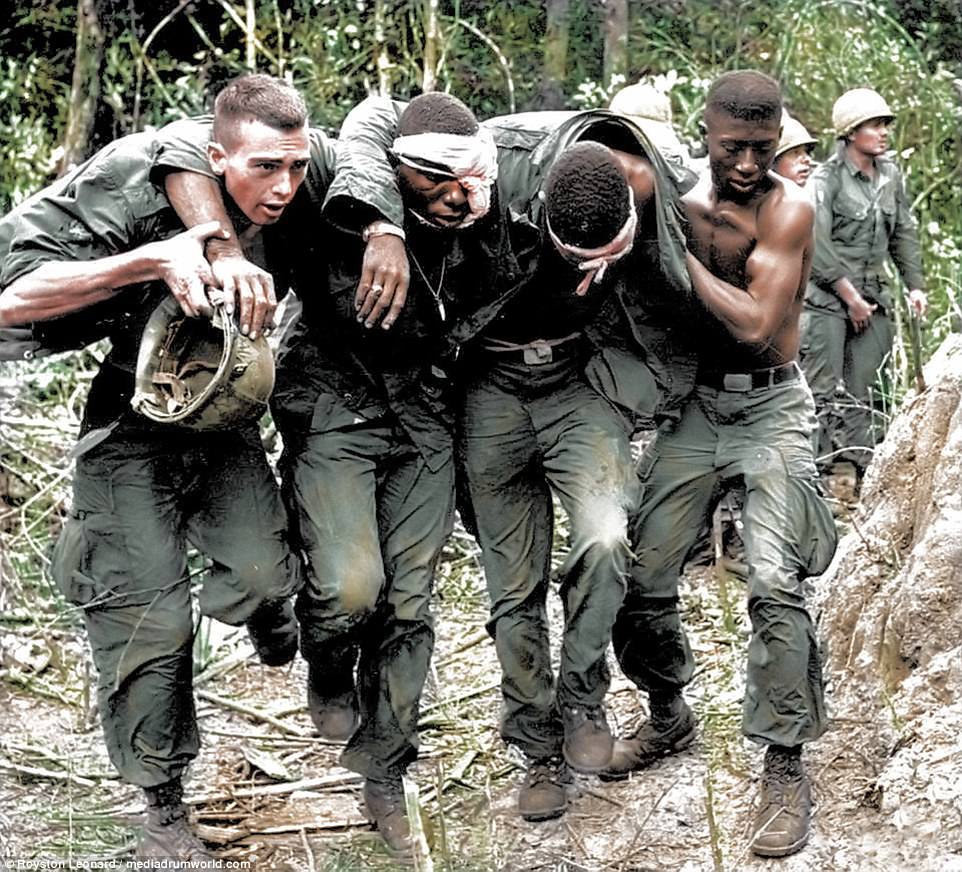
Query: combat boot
750,745,813,858
307,658,358,742
245,599,298,667
600,695,696,781
561,704,613,773
138,780,213,866
517,756,570,822
363,772,414,861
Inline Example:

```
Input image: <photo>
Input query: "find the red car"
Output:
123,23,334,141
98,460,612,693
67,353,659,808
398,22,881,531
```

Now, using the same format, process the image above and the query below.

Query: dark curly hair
706,70,782,124
398,92,479,136
545,142,630,248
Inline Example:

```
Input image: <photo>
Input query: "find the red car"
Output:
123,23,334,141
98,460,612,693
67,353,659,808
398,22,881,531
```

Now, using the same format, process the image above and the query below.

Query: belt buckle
524,343,553,365
722,372,753,392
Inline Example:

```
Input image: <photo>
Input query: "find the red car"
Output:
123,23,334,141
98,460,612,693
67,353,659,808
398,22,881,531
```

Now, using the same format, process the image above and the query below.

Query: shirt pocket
831,190,871,247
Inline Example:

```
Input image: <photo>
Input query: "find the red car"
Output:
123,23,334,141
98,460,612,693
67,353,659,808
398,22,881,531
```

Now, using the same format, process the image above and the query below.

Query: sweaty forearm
165,172,242,258
686,252,771,346
0,249,163,326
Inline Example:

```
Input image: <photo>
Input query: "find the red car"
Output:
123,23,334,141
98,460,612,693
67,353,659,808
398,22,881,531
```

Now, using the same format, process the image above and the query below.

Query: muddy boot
138,779,214,866
750,745,812,858
517,756,571,822
600,693,696,781
363,772,414,861
246,599,298,667
561,704,613,773
307,657,358,742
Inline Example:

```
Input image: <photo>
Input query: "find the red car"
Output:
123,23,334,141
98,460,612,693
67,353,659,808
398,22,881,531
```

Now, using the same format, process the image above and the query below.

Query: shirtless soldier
604,71,837,858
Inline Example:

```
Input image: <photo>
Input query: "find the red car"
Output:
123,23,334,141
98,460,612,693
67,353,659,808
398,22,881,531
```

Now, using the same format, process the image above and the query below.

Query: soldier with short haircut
0,74,331,861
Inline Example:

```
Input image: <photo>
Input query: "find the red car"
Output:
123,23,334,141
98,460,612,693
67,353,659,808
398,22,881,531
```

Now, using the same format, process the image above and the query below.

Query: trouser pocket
51,515,97,606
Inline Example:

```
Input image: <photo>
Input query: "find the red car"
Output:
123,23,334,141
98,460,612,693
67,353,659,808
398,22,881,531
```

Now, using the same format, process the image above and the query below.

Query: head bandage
546,187,637,296
391,128,499,227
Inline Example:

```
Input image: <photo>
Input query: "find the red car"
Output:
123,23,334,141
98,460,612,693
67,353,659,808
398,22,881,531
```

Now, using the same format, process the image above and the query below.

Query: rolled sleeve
150,116,216,182
1,162,136,288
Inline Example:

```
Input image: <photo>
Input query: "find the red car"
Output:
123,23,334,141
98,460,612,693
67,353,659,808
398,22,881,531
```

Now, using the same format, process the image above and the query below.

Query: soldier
604,71,837,859
161,91,499,860
773,113,818,187
609,79,697,185
332,99,695,823
0,75,327,862
804,88,927,481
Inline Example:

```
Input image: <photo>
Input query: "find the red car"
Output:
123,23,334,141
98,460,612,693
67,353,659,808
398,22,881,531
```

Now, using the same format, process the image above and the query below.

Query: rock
814,335,962,860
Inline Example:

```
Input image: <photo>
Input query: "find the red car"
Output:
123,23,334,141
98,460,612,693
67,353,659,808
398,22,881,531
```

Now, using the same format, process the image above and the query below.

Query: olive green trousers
615,374,837,747
280,408,454,779
53,425,297,787
800,298,896,473
459,353,638,760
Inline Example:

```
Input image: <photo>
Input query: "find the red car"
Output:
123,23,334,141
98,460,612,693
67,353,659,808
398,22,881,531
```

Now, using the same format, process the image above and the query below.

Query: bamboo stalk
195,688,307,737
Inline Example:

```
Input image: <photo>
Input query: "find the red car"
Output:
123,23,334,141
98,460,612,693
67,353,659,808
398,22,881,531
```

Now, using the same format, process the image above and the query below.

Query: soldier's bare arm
0,222,225,327
685,192,813,347
165,172,277,337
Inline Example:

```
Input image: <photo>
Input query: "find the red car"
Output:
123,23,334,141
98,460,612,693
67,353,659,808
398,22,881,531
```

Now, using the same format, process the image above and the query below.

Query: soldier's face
397,165,471,228
208,119,311,225
848,117,891,158
773,145,814,186
705,108,780,201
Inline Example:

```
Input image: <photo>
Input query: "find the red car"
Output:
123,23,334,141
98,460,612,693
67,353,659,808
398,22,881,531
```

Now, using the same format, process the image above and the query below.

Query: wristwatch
362,220,406,243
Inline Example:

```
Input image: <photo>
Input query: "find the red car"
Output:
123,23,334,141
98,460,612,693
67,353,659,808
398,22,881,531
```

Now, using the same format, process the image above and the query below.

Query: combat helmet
130,296,274,430
609,82,673,126
776,113,818,159
832,88,894,137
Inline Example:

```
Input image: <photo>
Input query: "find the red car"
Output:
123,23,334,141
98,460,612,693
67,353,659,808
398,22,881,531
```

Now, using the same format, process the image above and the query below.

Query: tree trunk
374,0,391,96
422,0,440,92
539,0,570,109
60,0,105,175
602,0,629,91
245,0,256,71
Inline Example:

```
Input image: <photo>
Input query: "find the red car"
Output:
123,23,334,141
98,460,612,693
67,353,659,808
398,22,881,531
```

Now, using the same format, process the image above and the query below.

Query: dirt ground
1,544,954,872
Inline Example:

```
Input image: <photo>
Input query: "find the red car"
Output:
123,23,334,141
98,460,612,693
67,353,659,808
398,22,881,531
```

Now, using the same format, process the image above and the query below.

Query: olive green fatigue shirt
809,146,924,313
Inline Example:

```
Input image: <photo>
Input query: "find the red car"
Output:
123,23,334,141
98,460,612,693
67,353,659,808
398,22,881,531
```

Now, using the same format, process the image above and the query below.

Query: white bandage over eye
391,127,499,227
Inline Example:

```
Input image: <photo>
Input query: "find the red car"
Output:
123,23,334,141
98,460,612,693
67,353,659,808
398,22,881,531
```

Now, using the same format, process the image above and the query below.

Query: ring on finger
370,284,383,297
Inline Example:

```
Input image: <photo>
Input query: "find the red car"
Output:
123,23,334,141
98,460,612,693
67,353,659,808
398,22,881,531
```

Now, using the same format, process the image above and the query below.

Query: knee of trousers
747,596,815,636
569,501,631,559
297,553,385,633
205,549,300,625
86,603,194,698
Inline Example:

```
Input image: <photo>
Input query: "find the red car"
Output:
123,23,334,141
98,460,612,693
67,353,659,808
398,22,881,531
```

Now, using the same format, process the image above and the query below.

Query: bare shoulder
760,172,814,237
610,148,656,203
680,170,712,212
